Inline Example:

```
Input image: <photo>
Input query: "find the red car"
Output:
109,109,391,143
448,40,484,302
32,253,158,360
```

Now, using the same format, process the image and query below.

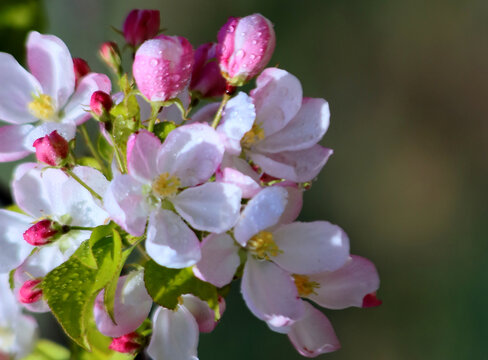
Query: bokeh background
1,0,487,359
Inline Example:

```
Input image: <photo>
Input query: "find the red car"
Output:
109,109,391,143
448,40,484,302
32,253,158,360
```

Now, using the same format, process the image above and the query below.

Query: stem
147,102,162,132
79,125,108,174
69,226,95,231
136,243,150,261
64,169,102,201
110,132,127,174
211,93,231,129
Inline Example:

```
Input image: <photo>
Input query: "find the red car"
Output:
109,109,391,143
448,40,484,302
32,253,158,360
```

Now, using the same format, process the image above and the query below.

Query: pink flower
0,32,111,162
103,126,242,268
33,130,69,166
133,35,194,101
90,90,113,117
72,57,90,87
23,219,59,246
218,14,275,86
109,332,144,354
99,41,122,74
18,279,43,304
123,9,160,48
190,43,226,98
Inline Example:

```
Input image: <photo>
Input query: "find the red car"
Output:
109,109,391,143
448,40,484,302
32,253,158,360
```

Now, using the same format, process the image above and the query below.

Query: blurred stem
64,169,102,201
79,124,107,174
110,132,127,174
211,93,231,129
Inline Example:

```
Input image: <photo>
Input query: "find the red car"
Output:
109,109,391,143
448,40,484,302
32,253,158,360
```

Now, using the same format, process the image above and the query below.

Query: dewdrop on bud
23,220,59,246
109,332,145,354
123,9,160,48
133,35,194,101
218,13,276,86
18,279,43,304
99,41,122,74
73,57,91,86
190,43,226,98
33,131,69,166
90,90,113,120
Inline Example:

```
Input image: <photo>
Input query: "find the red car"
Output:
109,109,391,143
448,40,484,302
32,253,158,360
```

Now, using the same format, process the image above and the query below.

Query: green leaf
110,93,141,158
4,204,26,214
97,134,113,164
77,157,102,171
144,260,220,319
153,121,176,142
21,340,70,360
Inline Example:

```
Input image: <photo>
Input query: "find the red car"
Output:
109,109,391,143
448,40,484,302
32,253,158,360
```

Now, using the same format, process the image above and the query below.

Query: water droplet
250,54,256,60
171,74,181,82
252,40,257,45
227,25,235,33
236,49,245,60
150,59,159,66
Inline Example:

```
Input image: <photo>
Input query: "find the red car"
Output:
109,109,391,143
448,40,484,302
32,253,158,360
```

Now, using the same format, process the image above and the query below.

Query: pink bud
99,41,122,74
23,220,59,246
133,35,194,101
109,332,144,354
73,57,91,86
90,91,113,117
218,14,276,86
362,292,382,308
18,279,43,304
123,9,160,48
190,43,226,98
33,131,69,166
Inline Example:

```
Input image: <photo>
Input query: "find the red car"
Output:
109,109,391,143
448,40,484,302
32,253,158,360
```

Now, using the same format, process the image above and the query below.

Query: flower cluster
0,9,381,360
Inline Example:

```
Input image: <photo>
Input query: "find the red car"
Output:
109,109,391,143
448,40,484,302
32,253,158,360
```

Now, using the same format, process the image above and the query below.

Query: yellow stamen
241,123,265,148
293,274,320,296
28,94,56,121
247,231,281,259
152,173,181,198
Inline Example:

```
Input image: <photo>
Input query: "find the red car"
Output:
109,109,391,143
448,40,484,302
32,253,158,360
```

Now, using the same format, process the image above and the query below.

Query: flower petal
146,208,201,268
233,186,288,246
193,233,240,287
250,145,333,183
173,182,242,233
103,174,149,236
272,221,350,274
27,31,75,108
181,294,217,333
62,73,112,125
127,130,161,183
216,166,261,199
274,182,303,224
287,302,340,357
255,98,330,153
147,306,199,360
241,256,304,327
157,123,224,187
24,121,76,150
0,125,34,162
0,53,41,124
12,164,52,218
94,271,152,337
0,210,34,273
307,255,380,309
250,68,302,137
190,102,219,124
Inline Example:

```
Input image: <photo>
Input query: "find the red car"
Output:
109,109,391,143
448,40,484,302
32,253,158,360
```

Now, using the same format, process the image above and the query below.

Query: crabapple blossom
72,57,91,86
123,9,160,48
33,130,69,166
190,43,227,98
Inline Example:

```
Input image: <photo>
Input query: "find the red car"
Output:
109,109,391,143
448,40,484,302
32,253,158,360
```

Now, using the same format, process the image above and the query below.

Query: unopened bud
362,292,382,308
33,131,69,166
190,43,226,98
73,57,91,86
123,9,160,48
90,91,113,120
18,279,43,304
133,35,194,101
99,41,122,75
218,14,276,86
109,332,144,354
23,219,59,246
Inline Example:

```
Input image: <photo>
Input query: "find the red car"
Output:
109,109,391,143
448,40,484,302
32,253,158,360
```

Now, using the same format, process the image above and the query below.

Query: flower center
293,274,320,296
152,172,181,198
247,231,281,259
241,123,265,148
28,94,56,121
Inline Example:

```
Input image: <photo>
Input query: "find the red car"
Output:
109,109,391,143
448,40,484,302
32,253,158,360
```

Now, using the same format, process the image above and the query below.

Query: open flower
0,31,111,162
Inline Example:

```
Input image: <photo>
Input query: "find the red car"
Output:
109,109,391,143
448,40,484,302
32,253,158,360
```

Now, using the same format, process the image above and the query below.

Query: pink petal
255,98,330,153
250,68,302,137
250,145,333,183
146,209,201,268
193,233,240,287
0,53,41,124
103,174,149,236
233,186,288,246
94,271,153,338
27,32,75,108
181,294,217,333
216,166,261,199
307,255,380,309
147,306,199,360
272,221,350,274
0,210,34,273
62,73,112,125
173,183,242,233
190,102,219,124
287,302,340,357
157,123,224,187
127,130,161,183
241,256,304,327
0,125,34,162
274,183,303,224
12,164,52,218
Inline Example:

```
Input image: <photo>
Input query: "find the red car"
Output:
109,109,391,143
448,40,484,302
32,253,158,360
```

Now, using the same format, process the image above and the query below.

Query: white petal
126,130,161,183
0,210,34,273
233,187,288,246
0,53,41,124
0,125,34,162
181,294,217,333
190,102,219,124
23,121,76,150
147,306,199,360
146,209,201,268
216,166,261,199
275,183,303,224
272,221,350,274
12,164,52,218
72,165,110,198
193,233,240,287
173,183,242,233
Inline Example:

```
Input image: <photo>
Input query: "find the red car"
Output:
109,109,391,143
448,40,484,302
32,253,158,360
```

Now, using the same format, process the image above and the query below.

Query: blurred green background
1,0,487,359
